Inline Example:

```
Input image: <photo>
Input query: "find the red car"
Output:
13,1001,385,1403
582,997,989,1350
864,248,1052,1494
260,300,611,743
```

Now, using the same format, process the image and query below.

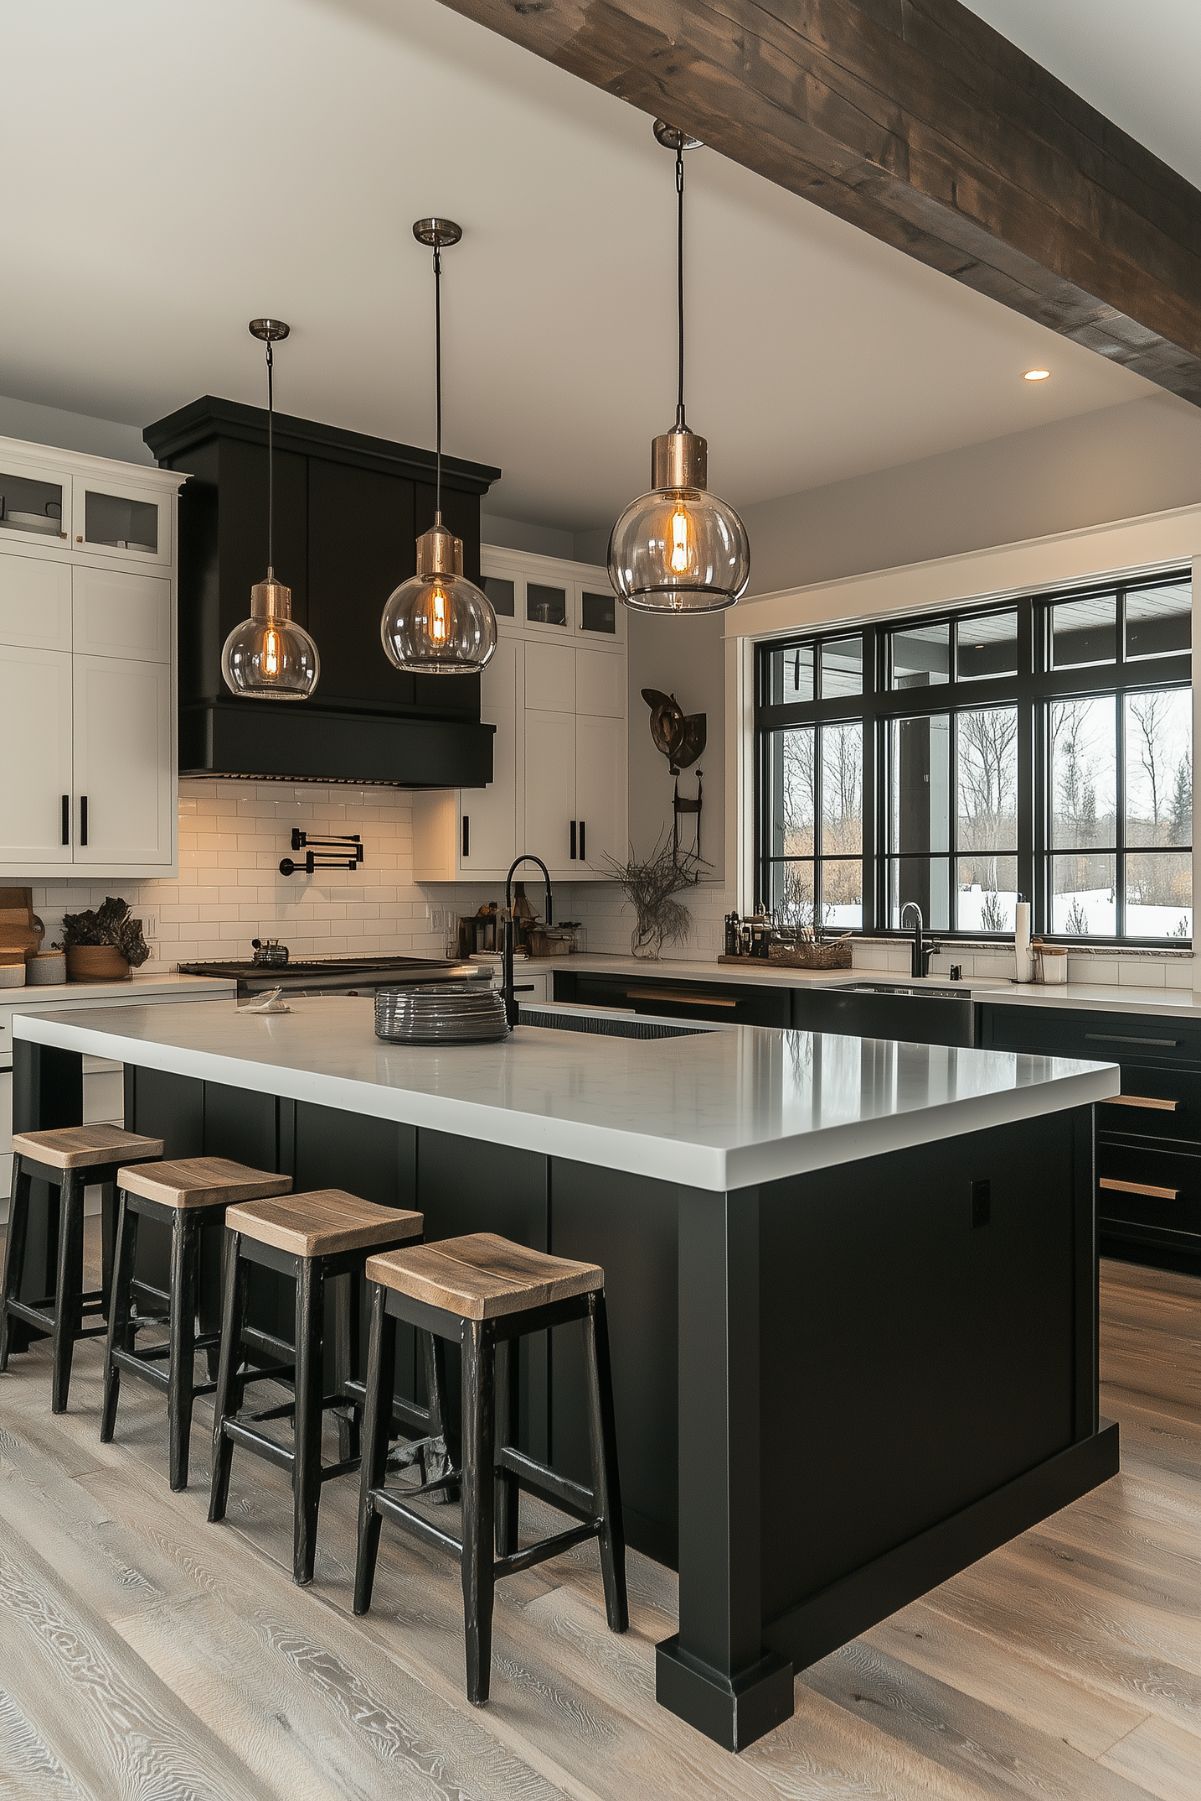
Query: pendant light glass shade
609,427,750,613
221,575,320,699
380,218,496,676
608,125,749,614
381,521,497,675
222,319,320,700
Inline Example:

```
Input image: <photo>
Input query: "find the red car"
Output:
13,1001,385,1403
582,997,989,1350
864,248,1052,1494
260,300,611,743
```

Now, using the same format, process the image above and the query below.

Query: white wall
741,394,1201,595
0,395,151,466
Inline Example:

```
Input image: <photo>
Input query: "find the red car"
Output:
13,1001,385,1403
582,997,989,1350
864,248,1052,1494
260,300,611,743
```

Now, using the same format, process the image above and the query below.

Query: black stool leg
494,1339,520,1557
354,1281,397,1617
167,1213,198,1491
584,1291,628,1634
100,1192,139,1442
0,1158,32,1371
51,1172,85,1414
460,1318,497,1706
293,1257,325,1585
335,1268,362,1464
208,1233,248,1524
99,1180,118,1325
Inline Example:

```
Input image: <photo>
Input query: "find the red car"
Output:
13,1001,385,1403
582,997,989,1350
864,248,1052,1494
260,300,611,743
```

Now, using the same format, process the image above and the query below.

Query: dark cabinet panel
979,1002,1201,1064
554,969,791,1027
306,457,416,710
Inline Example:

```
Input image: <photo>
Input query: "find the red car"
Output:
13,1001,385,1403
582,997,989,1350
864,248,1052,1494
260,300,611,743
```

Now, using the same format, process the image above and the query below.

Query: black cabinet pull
1085,1030,1180,1049
579,819,586,861
462,814,470,860
60,793,69,846
569,819,577,860
80,795,88,847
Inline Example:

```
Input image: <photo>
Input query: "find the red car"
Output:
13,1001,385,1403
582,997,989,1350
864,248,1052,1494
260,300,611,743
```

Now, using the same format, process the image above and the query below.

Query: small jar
1036,944,1069,985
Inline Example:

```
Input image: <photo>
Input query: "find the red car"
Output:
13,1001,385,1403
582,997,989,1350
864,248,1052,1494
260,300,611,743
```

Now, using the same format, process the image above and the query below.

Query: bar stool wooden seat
208,1191,427,1586
0,1125,165,1412
101,1157,294,1490
354,1231,628,1705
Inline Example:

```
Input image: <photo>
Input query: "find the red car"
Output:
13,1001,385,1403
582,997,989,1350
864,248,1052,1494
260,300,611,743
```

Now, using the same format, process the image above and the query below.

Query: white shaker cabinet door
575,711,628,873
73,565,172,662
0,552,72,650
574,645,626,718
72,654,173,866
0,645,73,864
461,635,518,873
523,708,577,873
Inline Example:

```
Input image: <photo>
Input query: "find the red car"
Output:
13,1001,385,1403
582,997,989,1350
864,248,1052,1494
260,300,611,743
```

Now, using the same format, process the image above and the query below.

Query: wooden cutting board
0,886,44,961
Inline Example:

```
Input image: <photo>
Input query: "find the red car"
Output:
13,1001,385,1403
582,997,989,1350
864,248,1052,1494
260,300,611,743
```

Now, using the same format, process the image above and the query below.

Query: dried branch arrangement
604,834,708,960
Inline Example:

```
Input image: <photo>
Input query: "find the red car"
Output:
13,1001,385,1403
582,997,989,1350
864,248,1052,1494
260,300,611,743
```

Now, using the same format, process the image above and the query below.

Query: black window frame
754,573,1192,946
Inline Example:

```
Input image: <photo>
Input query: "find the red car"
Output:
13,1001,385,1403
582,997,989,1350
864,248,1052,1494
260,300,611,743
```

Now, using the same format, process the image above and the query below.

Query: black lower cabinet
553,970,791,1027
978,1002,1201,1270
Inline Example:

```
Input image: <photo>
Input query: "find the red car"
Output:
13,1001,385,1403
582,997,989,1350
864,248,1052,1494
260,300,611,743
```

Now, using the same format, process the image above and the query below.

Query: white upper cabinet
72,566,172,663
412,545,628,881
0,553,71,650
0,436,182,877
0,646,74,865
72,655,174,866
71,475,171,566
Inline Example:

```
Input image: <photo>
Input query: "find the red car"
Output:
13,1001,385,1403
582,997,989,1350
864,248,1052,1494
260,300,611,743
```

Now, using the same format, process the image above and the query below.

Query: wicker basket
721,937,853,971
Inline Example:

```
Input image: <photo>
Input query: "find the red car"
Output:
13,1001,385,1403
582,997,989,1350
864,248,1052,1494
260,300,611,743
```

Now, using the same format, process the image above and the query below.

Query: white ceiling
961,1,1201,187
0,0,1158,532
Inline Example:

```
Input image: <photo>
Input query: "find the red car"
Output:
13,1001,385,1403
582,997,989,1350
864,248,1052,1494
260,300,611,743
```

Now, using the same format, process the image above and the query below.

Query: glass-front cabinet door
0,458,69,548
71,476,170,564
575,581,624,645
524,579,569,633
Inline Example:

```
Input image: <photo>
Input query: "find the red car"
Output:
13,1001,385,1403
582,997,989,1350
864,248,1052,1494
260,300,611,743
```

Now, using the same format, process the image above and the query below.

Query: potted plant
59,897,150,982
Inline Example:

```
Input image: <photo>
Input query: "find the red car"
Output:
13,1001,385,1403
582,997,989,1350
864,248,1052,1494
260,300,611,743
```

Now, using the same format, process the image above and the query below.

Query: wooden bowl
65,945,131,982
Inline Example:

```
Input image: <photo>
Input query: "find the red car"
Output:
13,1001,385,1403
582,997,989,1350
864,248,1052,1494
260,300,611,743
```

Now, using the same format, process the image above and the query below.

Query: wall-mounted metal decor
642,688,706,860
279,830,364,877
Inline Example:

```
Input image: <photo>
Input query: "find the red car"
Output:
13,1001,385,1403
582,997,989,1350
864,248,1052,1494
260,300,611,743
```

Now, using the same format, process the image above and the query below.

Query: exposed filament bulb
263,626,280,677
426,582,450,646
670,505,692,574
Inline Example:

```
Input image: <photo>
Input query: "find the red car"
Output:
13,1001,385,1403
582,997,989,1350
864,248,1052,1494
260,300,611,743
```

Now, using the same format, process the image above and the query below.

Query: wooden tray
0,886,43,961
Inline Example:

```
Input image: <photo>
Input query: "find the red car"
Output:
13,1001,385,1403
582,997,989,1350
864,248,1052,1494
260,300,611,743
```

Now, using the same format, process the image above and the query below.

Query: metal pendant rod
433,245,444,525
266,341,275,574
676,144,686,432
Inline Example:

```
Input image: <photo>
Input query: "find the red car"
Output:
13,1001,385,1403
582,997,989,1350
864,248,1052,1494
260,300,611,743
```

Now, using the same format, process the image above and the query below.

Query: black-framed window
755,574,1192,943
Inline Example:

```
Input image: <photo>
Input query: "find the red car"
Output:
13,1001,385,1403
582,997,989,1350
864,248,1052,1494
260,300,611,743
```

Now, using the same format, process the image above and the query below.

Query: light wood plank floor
0,1244,1197,1800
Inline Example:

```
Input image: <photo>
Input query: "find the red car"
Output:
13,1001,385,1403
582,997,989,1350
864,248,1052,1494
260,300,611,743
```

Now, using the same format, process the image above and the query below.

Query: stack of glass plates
374,981,509,1046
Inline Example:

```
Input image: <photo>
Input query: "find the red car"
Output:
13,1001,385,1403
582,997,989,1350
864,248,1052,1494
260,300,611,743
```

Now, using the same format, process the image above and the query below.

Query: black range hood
145,397,501,786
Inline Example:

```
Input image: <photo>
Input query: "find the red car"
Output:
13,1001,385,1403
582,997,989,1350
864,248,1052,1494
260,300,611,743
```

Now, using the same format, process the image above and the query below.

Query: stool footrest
237,1360,296,1390
4,1298,56,1332
111,1346,171,1391
496,1517,602,1579
372,1490,464,1558
221,1418,295,1471
498,1445,598,1523
319,1456,360,1485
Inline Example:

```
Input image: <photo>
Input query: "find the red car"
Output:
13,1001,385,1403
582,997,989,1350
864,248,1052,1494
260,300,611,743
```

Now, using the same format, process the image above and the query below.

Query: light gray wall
0,394,151,464
480,511,577,559
741,393,1201,595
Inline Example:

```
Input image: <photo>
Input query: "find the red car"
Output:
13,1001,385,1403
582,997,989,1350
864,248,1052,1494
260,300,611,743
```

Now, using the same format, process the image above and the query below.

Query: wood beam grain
434,0,1201,404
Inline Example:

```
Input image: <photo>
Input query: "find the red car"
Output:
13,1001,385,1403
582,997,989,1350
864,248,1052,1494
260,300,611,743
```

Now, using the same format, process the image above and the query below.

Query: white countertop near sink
556,953,1201,1017
14,995,1118,1192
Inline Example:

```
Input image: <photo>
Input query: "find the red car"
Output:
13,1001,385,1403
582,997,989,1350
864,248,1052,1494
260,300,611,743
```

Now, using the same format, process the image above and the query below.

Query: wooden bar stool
101,1157,294,1490
354,1232,628,1706
0,1125,165,1412
208,1191,427,1586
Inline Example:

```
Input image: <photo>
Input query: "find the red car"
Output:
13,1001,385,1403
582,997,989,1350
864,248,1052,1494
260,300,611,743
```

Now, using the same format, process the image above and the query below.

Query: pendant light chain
265,338,275,579
433,244,444,527
675,144,687,432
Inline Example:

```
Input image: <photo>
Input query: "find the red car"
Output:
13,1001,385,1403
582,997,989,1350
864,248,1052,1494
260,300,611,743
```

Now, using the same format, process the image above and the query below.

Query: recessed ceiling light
1023,368,1051,382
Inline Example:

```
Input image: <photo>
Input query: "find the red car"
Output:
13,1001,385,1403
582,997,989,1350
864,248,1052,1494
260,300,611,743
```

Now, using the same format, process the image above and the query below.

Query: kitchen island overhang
11,1000,1121,1752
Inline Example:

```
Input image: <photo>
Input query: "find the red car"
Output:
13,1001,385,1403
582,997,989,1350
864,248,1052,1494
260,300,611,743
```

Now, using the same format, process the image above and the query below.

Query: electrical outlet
141,911,158,937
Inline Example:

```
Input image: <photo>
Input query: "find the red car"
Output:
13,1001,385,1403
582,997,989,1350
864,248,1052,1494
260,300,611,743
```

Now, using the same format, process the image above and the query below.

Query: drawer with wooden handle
1097,1141,1201,1241
1097,1060,1201,1144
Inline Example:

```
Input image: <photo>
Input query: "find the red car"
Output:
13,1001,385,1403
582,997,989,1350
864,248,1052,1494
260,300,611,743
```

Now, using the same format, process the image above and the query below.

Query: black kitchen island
11,998,1120,1750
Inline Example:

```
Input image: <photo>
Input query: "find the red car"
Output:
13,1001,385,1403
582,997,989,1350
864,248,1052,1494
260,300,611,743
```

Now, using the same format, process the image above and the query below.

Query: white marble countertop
14,996,1118,1192
0,972,236,1007
555,954,1201,1018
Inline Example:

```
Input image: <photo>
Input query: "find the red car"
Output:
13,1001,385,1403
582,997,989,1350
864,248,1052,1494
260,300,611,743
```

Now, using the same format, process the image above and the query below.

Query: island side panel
756,1105,1118,1673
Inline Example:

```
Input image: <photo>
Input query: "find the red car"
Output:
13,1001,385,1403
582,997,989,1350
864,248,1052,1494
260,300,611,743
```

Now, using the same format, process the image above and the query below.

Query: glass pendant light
221,319,320,700
381,219,497,676
608,123,750,613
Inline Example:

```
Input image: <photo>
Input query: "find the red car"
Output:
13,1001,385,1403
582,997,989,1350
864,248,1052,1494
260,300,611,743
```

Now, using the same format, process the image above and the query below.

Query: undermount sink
839,982,972,1001
519,1004,708,1041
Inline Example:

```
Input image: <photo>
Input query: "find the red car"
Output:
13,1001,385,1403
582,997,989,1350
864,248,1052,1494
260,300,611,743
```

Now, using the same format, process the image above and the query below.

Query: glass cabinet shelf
0,468,66,543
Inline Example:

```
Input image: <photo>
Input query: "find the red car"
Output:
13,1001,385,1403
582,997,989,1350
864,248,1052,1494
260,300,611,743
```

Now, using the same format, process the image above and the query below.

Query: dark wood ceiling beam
435,0,1201,404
